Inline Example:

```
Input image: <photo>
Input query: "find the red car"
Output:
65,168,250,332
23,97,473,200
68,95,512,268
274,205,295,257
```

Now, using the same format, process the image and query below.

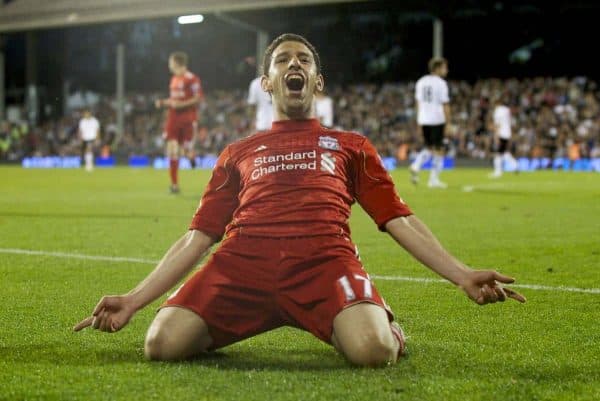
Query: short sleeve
415,80,422,102
440,81,450,104
247,80,257,105
353,138,413,231
189,146,240,240
190,77,203,99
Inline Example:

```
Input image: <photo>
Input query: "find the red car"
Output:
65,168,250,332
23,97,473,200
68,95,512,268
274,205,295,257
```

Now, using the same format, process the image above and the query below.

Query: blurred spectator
4,77,599,164
315,90,334,128
247,76,273,132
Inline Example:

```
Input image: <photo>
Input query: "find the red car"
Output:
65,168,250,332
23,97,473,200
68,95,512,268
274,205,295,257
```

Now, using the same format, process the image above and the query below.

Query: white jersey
493,105,512,139
315,95,334,128
79,116,100,141
247,77,273,131
415,74,449,126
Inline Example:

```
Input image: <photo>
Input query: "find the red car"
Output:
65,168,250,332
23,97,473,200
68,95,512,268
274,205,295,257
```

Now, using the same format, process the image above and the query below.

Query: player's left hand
73,295,137,333
460,270,526,305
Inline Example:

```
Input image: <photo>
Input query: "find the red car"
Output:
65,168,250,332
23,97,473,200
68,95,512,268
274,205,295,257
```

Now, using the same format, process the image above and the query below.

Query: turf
0,166,598,401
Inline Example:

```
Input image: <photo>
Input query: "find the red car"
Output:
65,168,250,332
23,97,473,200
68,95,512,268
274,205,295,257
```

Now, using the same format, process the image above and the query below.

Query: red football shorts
165,117,196,145
161,234,394,350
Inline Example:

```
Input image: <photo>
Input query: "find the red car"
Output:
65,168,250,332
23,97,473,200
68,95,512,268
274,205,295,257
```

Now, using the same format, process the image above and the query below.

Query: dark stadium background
3,0,600,101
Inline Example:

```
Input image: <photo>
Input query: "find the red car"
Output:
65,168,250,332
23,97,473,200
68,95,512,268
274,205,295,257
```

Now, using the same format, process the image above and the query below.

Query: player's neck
273,107,316,122
173,68,188,77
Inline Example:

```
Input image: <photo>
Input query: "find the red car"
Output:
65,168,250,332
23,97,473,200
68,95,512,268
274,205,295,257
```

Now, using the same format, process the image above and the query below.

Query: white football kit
247,77,273,131
415,75,449,126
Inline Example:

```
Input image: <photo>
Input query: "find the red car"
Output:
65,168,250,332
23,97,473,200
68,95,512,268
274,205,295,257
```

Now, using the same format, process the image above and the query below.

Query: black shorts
496,138,509,153
81,140,95,153
422,124,445,148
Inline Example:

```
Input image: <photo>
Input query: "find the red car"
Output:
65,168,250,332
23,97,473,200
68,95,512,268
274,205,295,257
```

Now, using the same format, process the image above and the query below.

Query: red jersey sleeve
189,146,240,239
190,76,203,100
353,137,413,231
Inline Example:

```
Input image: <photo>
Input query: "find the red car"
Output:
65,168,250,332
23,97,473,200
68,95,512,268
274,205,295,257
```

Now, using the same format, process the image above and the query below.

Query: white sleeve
440,81,450,104
415,80,423,102
247,81,257,105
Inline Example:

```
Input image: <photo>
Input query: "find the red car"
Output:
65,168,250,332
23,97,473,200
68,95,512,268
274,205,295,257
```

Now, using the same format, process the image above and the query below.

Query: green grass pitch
0,166,599,401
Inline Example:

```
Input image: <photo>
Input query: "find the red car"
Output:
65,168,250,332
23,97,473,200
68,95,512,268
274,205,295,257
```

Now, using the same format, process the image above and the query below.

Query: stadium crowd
1,76,599,162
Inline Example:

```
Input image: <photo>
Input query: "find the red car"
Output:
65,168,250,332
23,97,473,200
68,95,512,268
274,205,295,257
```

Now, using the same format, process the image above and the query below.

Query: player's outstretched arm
73,229,214,332
385,215,526,305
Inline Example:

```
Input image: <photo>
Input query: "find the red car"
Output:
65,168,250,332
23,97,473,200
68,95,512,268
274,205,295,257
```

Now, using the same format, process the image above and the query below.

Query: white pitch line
0,248,157,265
2,248,599,295
370,275,600,294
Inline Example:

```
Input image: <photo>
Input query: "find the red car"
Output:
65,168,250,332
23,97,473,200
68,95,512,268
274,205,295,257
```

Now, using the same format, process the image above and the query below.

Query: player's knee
343,329,396,367
144,327,182,361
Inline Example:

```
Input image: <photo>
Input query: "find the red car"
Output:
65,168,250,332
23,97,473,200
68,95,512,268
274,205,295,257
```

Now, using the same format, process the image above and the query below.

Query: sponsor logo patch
318,136,339,150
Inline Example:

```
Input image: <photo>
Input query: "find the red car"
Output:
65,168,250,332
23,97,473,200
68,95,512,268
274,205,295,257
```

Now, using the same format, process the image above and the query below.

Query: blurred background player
155,51,203,193
490,95,518,178
78,109,100,172
410,57,451,188
315,90,334,128
247,76,273,132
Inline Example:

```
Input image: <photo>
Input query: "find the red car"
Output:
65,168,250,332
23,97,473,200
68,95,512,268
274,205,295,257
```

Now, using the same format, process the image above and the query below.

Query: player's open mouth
285,73,305,91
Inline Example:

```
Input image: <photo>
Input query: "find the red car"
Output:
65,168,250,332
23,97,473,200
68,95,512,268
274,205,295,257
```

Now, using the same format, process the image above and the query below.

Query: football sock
412,149,431,171
430,155,444,183
494,155,502,175
503,152,517,171
169,159,179,185
85,152,93,170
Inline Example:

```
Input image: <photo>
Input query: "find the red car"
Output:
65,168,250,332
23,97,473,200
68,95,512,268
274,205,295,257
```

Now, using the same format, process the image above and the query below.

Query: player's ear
260,75,272,93
316,74,324,92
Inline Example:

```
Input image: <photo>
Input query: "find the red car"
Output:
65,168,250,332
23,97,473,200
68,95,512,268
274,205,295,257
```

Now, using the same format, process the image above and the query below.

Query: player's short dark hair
428,57,447,73
262,33,321,76
170,51,188,67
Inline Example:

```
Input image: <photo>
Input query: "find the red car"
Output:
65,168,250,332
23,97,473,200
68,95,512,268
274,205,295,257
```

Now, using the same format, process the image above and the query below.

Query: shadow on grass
0,343,359,372
0,343,143,366
178,348,355,371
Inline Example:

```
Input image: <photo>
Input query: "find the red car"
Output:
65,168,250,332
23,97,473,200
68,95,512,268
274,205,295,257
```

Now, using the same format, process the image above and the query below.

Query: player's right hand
154,99,163,109
459,270,527,305
73,295,137,333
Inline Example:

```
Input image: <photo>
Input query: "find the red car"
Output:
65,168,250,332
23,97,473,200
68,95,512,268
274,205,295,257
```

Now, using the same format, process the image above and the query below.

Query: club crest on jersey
318,136,339,150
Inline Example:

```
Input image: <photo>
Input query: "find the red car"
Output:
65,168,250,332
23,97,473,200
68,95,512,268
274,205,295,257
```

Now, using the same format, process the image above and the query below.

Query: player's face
168,57,180,75
439,63,448,78
262,41,324,119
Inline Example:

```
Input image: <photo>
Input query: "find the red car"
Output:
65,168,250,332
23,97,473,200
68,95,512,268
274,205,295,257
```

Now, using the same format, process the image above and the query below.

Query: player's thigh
145,306,212,359
163,236,285,350
498,138,509,153
181,122,196,153
332,302,395,355
428,124,445,151
166,138,180,156
422,125,433,147
278,237,394,344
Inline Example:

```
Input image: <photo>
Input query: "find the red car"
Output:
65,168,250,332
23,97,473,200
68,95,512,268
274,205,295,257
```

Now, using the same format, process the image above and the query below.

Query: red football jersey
168,71,203,121
190,119,412,239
